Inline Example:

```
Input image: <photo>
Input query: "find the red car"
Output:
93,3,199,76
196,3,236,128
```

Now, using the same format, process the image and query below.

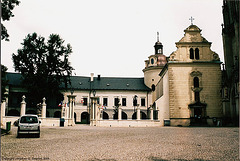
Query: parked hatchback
17,115,41,138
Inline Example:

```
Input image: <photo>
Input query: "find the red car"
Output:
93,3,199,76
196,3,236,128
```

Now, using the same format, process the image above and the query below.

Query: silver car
17,115,41,138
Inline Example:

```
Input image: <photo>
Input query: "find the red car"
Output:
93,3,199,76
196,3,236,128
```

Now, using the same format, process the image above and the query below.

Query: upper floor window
103,98,108,106
114,97,120,107
83,98,88,106
122,98,126,106
141,98,146,106
194,77,199,88
195,48,199,60
190,48,194,59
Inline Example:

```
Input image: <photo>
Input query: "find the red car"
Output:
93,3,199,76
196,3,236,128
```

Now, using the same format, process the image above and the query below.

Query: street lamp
133,95,138,113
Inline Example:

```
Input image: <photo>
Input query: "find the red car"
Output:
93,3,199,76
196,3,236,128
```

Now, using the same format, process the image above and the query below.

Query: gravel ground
1,125,239,161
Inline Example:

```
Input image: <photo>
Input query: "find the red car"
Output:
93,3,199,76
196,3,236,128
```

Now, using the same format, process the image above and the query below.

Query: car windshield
20,116,38,123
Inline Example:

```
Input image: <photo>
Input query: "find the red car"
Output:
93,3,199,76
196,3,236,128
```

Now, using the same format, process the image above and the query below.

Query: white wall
155,70,170,126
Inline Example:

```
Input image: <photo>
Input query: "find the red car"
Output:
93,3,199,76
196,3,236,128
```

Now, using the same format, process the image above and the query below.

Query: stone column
94,100,98,121
20,95,26,116
157,109,160,121
1,100,6,127
69,97,72,119
1,100,6,117
67,95,76,125
137,106,140,120
150,106,154,120
41,97,46,118
118,107,122,120
61,103,65,118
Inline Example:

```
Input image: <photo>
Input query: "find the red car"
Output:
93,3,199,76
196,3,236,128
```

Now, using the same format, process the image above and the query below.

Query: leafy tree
12,33,74,108
1,0,20,41
1,64,9,102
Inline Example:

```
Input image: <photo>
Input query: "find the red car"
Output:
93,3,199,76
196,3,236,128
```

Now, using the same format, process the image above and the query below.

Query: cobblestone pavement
1,125,239,161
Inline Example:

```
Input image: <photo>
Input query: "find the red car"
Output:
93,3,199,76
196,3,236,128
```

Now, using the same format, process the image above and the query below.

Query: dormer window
151,58,154,64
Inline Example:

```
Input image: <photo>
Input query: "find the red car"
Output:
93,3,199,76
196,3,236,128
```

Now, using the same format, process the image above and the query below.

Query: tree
1,64,9,102
12,32,74,107
1,0,20,41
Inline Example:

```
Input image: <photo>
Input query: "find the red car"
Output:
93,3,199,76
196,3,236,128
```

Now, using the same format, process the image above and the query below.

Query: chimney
90,73,94,82
97,75,101,80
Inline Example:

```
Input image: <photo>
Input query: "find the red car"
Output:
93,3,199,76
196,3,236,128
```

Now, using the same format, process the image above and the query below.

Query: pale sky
2,0,224,77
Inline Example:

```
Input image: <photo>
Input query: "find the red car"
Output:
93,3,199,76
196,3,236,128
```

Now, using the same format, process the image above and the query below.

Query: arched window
151,84,156,91
190,48,194,59
195,48,199,60
194,77,199,88
158,49,162,54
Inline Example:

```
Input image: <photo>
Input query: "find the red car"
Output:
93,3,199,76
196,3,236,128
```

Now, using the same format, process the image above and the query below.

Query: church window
194,77,199,88
151,58,154,64
103,98,108,106
195,48,199,60
190,48,194,59
158,49,162,54
194,92,200,102
122,98,126,106
151,84,156,91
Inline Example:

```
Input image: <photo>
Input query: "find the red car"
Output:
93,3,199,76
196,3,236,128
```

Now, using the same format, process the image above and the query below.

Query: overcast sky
2,0,224,77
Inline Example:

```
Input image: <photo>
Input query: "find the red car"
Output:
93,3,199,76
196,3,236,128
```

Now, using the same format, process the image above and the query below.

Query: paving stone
1,126,239,160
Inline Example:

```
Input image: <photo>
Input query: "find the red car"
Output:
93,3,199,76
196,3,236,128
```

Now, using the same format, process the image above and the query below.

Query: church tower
143,33,167,91
166,23,223,126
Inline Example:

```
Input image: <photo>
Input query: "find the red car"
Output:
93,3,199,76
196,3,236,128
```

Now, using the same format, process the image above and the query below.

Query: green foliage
12,33,74,107
1,64,9,102
1,0,20,41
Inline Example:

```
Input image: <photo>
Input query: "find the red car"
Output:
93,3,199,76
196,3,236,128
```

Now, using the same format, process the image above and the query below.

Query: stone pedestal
150,107,154,120
41,97,46,118
20,95,26,116
118,107,122,120
137,107,140,120
1,100,6,127
90,97,99,126
67,95,76,126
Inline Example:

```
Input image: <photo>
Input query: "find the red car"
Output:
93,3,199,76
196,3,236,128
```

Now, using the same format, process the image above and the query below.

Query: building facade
2,23,224,127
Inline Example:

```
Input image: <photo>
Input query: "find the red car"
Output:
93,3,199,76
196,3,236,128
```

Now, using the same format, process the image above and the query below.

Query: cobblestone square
1,125,239,161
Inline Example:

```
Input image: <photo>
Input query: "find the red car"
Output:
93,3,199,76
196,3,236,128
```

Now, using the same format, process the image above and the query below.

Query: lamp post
133,95,138,113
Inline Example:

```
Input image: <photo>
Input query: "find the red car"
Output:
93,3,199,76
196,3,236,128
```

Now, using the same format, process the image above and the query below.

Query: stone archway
54,111,61,118
74,112,77,123
132,111,147,120
122,111,128,120
7,109,20,116
132,112,137,120
103,111,109,120
26,110,37,115
81,112,90,124
141,111,147,119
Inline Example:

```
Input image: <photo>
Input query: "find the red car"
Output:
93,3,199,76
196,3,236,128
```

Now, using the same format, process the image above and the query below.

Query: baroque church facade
3,24,223,127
